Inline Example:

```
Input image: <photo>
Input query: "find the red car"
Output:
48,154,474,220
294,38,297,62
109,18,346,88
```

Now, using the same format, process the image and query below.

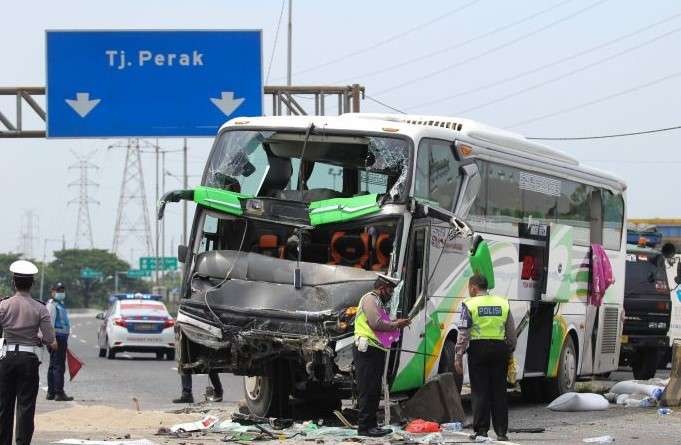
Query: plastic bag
405,419,441,433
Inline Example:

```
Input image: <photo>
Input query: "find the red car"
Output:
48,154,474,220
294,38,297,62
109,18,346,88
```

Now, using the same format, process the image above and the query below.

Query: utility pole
18,210,39,259
161,150,166,274
287,0,293,87
68,150,99,249
154,139,160,285
182,138,188,247
111,139,154,262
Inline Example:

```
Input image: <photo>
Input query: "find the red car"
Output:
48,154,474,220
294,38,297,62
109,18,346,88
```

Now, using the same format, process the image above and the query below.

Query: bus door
524,223,573,376
391,219,431,391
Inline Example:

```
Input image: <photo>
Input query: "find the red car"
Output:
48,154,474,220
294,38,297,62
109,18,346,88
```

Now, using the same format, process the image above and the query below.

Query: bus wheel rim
245,376,262,400
563,346,576,389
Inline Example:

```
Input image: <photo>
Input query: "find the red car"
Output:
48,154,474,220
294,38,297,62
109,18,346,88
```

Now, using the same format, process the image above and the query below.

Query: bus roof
220,113,625,191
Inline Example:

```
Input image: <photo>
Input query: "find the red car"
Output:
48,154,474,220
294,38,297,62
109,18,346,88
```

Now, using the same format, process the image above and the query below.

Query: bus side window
602,190,624,250
415,138,460,211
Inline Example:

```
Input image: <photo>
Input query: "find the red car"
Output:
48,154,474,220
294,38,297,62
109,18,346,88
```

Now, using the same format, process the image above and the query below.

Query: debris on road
396,373,465,423
582,435,615,443
169,415,219,433
53,440,158,445
404,419,441,433
547,392,609,411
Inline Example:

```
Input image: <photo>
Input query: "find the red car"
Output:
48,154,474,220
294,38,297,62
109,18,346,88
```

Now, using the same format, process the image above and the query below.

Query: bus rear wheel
543,336,577,401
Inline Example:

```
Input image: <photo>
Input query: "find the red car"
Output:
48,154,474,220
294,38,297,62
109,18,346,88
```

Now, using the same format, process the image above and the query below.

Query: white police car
96,293,175,360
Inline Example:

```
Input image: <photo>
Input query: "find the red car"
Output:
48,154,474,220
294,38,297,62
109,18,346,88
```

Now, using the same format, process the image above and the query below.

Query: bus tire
243,362,291,417
543,336,577,401
438,337,463,394
631,347,658,380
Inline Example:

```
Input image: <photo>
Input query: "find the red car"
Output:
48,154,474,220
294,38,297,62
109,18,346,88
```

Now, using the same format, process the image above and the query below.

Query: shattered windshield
203,130,410,202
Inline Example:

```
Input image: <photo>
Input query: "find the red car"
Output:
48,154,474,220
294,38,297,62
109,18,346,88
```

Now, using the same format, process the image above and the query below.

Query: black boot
46,393,55,400
172,393,194,403
358,427,391,437
54,392,74,401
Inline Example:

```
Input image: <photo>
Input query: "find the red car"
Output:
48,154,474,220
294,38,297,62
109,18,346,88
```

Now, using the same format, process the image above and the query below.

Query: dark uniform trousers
353,345,386,432
180,372,223,395
0,351,40,445
47,335,68,396
468,340,509,437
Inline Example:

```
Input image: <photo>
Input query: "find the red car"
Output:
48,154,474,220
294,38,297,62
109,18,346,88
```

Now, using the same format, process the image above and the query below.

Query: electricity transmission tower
68,150,99,249
18,210,39,258
111,139,153,259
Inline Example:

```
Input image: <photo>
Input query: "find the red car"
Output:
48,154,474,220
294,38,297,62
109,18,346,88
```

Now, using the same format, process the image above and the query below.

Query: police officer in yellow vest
354,274,410,437
454,274,516,442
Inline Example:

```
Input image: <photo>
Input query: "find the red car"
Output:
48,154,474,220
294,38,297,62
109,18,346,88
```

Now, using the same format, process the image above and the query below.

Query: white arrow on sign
210,92,245,116
65,92,101,118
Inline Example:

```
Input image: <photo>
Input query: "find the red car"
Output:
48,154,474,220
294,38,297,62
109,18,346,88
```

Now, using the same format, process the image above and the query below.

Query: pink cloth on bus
589,243,615,307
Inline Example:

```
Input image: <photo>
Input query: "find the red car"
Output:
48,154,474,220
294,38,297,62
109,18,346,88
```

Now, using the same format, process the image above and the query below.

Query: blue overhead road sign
46,30,262,137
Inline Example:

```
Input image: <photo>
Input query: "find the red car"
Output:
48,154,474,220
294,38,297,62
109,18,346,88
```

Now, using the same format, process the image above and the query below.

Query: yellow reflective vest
463,295,510,341
354,292,387,351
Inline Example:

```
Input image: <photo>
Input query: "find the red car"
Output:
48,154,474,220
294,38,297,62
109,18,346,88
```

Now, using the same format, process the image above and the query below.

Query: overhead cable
372,0,609,96
408,9,681,110
282,0,482,79
334,0,575,84
527,124,681,141
265,0,287,84
508,70,681,128
454,24,681,115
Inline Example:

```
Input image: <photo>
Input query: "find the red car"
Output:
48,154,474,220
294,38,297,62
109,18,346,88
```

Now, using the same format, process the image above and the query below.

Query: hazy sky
2,0,681,265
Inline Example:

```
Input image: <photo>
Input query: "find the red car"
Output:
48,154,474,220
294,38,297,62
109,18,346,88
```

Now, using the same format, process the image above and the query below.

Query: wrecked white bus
158,113,627,415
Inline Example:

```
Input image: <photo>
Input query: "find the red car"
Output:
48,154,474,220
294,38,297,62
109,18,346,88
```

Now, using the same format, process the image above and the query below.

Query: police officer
353,274,410,437
0,260,57,445
454,274,516,442
46,282,74,401
172,372,223,403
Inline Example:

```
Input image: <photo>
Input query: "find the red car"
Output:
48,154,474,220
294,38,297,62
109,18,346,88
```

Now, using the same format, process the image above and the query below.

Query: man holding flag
46,282,74,401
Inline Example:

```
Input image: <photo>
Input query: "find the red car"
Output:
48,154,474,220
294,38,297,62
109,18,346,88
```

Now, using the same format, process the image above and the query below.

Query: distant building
628,218,681,250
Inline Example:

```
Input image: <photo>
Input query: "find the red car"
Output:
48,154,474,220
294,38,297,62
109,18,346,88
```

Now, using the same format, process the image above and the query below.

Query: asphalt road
32,312,680,444
36,310,245,414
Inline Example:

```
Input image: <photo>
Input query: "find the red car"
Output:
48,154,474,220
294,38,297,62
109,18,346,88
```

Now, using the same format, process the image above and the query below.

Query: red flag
66,348,84,381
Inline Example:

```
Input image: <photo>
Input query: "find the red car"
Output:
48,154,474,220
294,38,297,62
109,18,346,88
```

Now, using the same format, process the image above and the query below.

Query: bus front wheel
243,363,291,417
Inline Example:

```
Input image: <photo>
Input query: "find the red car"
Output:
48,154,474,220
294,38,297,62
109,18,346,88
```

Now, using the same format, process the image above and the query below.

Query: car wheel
98,347,106,358
106,338,116,360
543,336,577,401
166,350,175,361
243,363,291,417
156,351,164,360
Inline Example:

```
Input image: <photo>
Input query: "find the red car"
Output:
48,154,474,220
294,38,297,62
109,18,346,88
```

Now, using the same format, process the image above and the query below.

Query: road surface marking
79,339,86,344
71,334,78,339
171,367,177,371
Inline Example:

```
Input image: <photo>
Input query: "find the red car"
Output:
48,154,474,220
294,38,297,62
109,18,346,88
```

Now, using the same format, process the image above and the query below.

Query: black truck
620,232,678,379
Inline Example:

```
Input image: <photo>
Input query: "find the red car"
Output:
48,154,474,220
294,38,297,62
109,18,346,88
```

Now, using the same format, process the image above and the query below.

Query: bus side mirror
178,245,189,264
158,189,194,220
454,163,481,218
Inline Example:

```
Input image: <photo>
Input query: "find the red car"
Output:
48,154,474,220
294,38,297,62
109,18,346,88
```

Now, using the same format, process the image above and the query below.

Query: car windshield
202,130,410,202
120,302,169,317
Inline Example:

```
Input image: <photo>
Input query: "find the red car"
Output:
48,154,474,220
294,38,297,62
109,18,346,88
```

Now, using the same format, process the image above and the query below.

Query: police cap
9,260,38,276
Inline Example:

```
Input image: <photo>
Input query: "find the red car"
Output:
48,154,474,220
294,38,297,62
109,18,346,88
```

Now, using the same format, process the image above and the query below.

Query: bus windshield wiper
296,123,315,192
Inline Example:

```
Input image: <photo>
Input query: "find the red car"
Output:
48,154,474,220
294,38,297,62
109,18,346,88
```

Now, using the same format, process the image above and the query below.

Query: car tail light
164,318,175,329
655,280,668,293
114,318,127,327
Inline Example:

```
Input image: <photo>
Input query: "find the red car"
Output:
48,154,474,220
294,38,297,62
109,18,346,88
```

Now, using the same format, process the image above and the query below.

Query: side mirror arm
158,189,194,220
415,201,474,239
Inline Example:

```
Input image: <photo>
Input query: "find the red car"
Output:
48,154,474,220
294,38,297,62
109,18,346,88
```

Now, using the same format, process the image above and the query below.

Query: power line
407,9,681,110
527,124,681,141
265,0,287,84
334,0,575,84
365,95,407,114
372,0,609,96
508,70,681,129
282,0,482,79
453,23,681,115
